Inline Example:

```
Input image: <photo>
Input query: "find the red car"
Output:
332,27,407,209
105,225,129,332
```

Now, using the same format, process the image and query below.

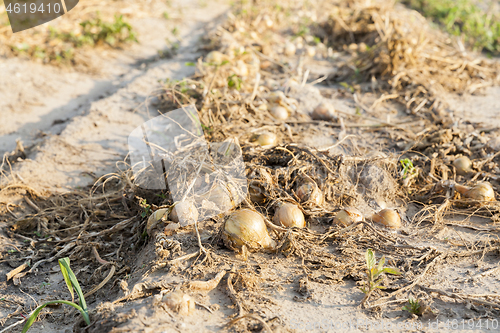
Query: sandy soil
1,0,500,333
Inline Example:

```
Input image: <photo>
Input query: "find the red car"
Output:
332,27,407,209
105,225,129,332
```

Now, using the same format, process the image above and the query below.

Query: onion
273,202,305,228
333,207,363,227
371,209,401,229
223,209,275,251
236,60,249,76
487,137,500,151
455,181,495,202
161,290,195,316
257,132,277,147
170,201,199,226
270,106,288,120
248,181,266,204
311,102,336,121
284,42,296,56
453,156,472,176
266,91,287,104
263,15,273,28
206,51,226,63
296,181,323,206
295,37,304,50
202,184,235,212
306,46,316,58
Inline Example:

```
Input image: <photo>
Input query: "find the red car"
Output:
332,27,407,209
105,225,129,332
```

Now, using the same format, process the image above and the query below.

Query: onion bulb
202,184,235,211
333,207,363,227
455,181,495,202
306,46,316,58
453,156,472,176
257,132,277,147
206,51,226,63
170,201,199,226
263,15,273,28
296,181,324,206
223,209,275,251
249,181,266,204
487,137,500,151
266,91,287,104
371,209,401,229
270,106,288,120
273,202,305,228
161,290,195,316
311,102,336,121
236,60,248,77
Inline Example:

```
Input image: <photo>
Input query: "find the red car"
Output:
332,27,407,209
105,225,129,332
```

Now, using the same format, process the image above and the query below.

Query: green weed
139,198,152,218
402,296,422,315
360,249,401,305
228,74,242,90
403,0,500,53
400,158,417,179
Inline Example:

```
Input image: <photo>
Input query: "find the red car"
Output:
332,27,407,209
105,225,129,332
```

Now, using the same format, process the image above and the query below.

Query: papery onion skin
223,209,275,251
371,209,401,229
311,102,336,121
333,207,363,227
453,156,472,176
296,181,324,206
270,106,288,120
457,181,496,202
162,290,195,316
257,132,277,147
273,203,305,228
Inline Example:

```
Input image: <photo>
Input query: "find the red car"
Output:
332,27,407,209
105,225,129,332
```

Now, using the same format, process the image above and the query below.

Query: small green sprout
22,258,89,332
139,198,151,218
227,74,242,90
402,296,422,315
400,158,417,179
360,249,401,306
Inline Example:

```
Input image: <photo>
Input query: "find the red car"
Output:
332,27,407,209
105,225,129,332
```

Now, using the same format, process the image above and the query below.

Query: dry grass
2,0,500,331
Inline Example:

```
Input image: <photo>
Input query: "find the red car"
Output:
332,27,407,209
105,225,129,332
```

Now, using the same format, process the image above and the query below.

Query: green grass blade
377,256,386,272
21,300,89,333
58,258,88,314
383,267,402,275
58,258,74,303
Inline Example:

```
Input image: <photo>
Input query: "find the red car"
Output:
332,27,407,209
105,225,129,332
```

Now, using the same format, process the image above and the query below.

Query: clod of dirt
158,290,195,316
355,164,398,204
453,156,472,176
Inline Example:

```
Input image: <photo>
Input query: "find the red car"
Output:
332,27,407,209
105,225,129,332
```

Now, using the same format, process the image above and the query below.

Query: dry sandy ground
1,0,500,332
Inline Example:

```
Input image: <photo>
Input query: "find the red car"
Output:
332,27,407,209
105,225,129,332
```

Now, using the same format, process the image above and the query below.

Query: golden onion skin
270,106,288,120
457,181,496,202
372,209,401,229
311,102,336,121
273,203,305,228
257,132,277,147
333,207,363,227
296,181,324,206
223,209,275,251
249,181,267,204
453,156,472,176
